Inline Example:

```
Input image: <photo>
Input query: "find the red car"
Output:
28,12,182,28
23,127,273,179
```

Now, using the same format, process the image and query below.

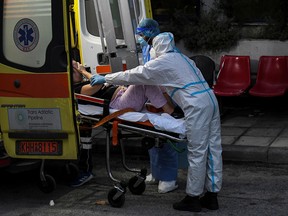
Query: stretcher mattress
78,104,186,137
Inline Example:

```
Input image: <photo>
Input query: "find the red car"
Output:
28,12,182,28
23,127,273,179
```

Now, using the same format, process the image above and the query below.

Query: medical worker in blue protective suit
89,32,223,212
136,18,179,194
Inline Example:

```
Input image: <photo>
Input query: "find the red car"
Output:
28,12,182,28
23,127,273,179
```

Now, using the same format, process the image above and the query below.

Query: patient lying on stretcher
71,60,184,188
73,60,176,115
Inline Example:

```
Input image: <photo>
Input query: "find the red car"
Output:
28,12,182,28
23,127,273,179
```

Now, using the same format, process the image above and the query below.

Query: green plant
169,4,240,52
218,0,288,41
156,0,288,52
183,13,240,52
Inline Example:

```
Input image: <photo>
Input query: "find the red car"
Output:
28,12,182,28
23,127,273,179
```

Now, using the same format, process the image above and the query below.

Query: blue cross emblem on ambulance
13,18,39,52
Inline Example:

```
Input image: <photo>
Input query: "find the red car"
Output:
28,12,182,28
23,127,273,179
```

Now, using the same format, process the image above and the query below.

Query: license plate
16,140,63,155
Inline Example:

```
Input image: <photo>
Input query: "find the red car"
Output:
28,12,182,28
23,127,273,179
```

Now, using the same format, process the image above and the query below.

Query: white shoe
158,180,178,193
145,173,158,185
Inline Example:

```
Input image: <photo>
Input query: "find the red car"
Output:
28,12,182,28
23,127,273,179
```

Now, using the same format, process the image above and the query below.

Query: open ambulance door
73,0,152,74
0,0,79,160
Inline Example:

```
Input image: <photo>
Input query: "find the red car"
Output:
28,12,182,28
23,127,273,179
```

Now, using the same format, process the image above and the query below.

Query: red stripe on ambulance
0,73,69,98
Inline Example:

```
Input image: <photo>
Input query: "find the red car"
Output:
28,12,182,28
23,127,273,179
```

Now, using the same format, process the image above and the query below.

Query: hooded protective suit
105,32,222,196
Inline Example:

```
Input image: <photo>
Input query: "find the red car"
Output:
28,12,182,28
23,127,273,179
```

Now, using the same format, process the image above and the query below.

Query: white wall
177,39,288,75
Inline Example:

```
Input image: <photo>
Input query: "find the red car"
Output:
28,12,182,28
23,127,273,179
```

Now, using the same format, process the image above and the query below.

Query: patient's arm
80,83,103,96
73,61,103,96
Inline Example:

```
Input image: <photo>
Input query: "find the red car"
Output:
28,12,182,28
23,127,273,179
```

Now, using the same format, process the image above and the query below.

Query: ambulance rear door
0,0,79,160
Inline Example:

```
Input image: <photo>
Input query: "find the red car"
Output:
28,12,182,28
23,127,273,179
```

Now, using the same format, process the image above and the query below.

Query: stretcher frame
75,93,187,207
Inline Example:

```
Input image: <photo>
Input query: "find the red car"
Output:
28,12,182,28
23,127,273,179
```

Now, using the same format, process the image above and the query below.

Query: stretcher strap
112,121,119,146
75,93,106,104
92,108,135,128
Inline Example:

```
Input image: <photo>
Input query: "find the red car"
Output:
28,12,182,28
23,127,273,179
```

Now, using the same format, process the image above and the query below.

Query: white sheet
78,104,186,137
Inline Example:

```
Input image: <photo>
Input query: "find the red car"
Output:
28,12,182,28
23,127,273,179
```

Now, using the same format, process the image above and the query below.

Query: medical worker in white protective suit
89,32,223,212
136,18,180,194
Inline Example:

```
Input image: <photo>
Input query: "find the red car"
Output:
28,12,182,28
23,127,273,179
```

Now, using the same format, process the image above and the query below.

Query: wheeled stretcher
75,93,187,207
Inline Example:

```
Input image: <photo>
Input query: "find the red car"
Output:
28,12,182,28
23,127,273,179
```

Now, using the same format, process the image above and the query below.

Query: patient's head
72,60,83,83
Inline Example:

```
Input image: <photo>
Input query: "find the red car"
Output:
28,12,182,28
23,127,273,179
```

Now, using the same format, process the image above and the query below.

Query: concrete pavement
1,95,288,215
221,104,288,164
219,95,288,164
2,154,288,216
94,95,288,164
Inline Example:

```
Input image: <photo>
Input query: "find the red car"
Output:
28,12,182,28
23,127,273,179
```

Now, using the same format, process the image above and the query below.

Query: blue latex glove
90,74,106,86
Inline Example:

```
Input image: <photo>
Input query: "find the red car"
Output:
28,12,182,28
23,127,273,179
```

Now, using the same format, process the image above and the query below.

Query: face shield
136,27,160,38
136,18,160,38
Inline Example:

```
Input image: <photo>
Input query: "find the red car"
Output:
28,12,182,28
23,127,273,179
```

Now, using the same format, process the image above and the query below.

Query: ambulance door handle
14,80,21,88
116,45,127,49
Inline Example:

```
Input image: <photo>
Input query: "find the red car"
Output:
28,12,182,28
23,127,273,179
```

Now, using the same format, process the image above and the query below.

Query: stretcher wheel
39,174,56,193
108,188,125,208
128,175,146,195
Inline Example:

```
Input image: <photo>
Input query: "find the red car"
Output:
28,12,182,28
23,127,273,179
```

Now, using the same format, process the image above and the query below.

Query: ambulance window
110,0,124,39
0,0,67,72
129,0,141,31
85,0,124,39
84,0,100,37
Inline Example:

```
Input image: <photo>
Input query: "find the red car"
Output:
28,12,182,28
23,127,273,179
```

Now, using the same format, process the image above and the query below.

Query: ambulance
0,0,151,193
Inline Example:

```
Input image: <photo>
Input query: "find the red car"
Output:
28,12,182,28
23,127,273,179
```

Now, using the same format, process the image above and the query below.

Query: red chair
249,56,288,97
213,55,251,96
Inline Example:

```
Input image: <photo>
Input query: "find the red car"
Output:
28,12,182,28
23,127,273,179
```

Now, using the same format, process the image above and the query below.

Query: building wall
195,0,288,75
153,0,288,76
178,39,288,75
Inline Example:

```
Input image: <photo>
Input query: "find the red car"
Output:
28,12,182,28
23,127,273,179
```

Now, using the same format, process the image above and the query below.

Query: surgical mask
138,37,148,48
